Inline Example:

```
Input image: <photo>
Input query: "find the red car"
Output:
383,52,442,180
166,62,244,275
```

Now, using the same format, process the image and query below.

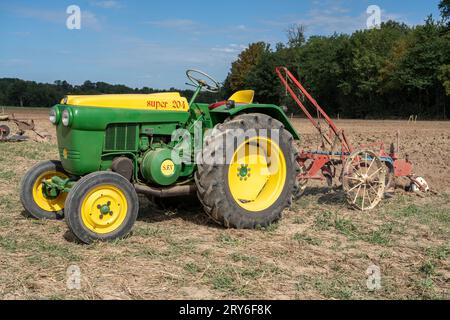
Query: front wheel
20,160,69,219
64,172,139,244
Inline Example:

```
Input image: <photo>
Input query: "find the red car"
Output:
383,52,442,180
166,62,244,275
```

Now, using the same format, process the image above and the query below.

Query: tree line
0,78,217,109
1,1,449,119
223,1,450,119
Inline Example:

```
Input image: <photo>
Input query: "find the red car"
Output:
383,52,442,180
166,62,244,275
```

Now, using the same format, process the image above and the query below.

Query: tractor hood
61,92,189,112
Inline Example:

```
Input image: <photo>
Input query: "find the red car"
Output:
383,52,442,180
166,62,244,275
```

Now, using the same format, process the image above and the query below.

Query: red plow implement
276,66,426,210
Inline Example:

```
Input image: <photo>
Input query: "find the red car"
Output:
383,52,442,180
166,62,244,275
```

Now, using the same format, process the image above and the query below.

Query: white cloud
211,44,247,54
90,35,241,87
12,6,102,31
264,1,408,36
144,19,198,30
91,1,124,9
82,10,102,31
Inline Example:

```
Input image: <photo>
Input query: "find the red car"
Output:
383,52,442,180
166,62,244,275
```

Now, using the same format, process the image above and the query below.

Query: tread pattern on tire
195,113,300,229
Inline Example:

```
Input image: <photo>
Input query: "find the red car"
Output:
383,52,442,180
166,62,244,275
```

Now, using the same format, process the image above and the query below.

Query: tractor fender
210,104,300,141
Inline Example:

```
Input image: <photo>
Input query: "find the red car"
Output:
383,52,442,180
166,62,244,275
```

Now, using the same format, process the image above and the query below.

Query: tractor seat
208,90,254,110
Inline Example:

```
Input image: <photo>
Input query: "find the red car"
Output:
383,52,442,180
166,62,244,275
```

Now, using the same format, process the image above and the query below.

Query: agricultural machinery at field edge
275,67,428,210
0,110,46,142
19,68,426,244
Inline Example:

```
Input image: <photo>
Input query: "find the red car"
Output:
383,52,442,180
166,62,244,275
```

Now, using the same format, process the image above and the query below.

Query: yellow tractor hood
61,92,189,111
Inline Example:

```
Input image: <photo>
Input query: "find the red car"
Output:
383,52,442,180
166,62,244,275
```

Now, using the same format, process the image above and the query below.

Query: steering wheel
186,69,220,93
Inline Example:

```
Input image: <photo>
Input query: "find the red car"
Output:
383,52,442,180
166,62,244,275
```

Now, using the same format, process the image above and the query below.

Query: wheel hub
82,185,128,234
97,201,113,219
237,164,251,180
228,137,287,212
32,171,68,212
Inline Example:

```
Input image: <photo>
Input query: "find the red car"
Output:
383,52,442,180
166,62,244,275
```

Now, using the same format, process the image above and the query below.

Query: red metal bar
275,67,352,153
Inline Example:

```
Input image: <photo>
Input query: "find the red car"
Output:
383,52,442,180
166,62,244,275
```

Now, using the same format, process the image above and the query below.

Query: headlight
62,109,71,127
49,107,59,124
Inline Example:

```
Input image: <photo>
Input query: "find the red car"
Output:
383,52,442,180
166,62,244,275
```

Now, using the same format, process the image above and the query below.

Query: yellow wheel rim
228,137,287,212
81,185,128,234
32,171,68,212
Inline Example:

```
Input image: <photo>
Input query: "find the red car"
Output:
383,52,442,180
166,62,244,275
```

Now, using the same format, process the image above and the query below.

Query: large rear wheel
196,113,299,229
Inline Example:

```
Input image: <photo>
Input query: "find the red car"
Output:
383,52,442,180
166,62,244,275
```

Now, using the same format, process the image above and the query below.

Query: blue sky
0,0,442,89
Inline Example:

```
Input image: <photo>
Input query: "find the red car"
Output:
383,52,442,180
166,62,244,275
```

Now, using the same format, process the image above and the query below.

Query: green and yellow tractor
20,70,300,243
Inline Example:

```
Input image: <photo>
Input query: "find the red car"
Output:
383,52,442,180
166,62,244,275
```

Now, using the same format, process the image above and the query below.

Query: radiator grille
104,124,137,151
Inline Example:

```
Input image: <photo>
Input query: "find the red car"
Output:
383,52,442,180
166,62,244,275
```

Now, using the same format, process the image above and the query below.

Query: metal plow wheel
342,149,386,211
0,124,11,140
295,163,309,199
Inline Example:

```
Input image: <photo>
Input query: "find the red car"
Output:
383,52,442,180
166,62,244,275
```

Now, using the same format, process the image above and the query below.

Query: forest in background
222,1,450,119
1,1,449,119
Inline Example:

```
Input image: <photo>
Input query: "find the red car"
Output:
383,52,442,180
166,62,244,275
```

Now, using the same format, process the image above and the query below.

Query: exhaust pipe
134,183,197,198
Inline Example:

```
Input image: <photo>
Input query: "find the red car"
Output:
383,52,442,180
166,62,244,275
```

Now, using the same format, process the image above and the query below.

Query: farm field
0,107,449,300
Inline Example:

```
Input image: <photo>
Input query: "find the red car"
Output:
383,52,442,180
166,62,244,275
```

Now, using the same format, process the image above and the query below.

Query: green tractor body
21,70,301,243
54,102,298,179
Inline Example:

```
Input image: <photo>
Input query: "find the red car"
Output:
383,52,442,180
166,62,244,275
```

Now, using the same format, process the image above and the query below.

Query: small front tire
20,160,69,220
64,171,139,244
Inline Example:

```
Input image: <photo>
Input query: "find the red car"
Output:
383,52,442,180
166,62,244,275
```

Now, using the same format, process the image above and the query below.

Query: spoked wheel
295,163,309,199
342,149,386,211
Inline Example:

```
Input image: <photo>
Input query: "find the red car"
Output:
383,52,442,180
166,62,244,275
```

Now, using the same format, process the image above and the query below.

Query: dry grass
0,109,449,300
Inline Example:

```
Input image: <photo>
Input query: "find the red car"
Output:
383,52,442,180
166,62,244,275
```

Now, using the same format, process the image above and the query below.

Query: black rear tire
195,113,300,229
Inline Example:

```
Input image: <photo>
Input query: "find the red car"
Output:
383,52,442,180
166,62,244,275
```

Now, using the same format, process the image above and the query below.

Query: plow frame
275,67,416,208
0,112,45,142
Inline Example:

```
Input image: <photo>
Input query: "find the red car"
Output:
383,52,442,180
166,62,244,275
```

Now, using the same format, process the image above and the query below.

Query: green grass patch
0,195,15,210
217,233,241,246
184,262,201,274
133,226,163,237
230,252,258,263
395,204,422,217
313,277,355,300
292,216,305,224
293,232,322,246
334,217,358,239
210,267,250,296
0,169,16,181
426,245,450,260
258,222,279,233
313,211,335,230
0,235,18,252
419,261,436,277
364,224,394,245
